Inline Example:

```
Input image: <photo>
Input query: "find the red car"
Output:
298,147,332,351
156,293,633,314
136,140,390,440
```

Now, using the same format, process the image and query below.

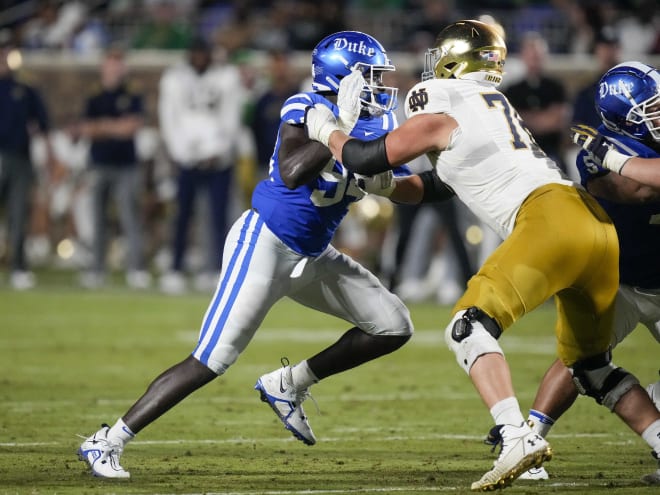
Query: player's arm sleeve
340,134,392,175
418,170,455,202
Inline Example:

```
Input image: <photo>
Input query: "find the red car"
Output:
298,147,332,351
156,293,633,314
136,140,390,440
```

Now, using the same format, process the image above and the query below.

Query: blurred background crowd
0,0,659,300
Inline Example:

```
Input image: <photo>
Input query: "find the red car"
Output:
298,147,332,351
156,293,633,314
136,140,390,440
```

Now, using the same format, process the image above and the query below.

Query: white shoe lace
279,357,320,416
77,428,125,465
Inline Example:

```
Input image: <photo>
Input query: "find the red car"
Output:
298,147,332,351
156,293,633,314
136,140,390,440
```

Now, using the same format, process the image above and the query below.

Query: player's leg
452,185,611,490
292,244,412,378
79,210,290,477
525,285,643,443
554,224,660,484
515,285,650,481
256,245,412,444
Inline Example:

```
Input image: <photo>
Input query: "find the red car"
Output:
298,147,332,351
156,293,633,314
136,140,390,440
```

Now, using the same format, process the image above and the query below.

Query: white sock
642,419,660,457
107,418,136,448
490,397,525,426
528,409,555,438
290,360,319,390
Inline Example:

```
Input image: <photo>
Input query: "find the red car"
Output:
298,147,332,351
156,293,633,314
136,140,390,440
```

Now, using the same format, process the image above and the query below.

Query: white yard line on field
2,431,610,448
176,329,557,354
154,482,594,495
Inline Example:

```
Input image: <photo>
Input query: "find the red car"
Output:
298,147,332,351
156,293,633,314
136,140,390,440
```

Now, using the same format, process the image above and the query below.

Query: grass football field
1,271,658,495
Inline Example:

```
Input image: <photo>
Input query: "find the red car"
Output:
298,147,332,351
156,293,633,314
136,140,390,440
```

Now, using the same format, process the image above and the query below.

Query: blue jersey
576,126,660,288
252,91,405,256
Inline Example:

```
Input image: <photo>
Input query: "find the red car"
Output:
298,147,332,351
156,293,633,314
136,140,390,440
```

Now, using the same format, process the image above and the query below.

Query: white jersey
404,78,574,239
158,61,245,166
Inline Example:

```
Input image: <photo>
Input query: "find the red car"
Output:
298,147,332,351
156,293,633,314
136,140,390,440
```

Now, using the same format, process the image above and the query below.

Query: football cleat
643,451,660,485
642,469,660,485
77,424,130,479
472,422,552,491
254,358,317,445
518,466,549,480
484,424,549,481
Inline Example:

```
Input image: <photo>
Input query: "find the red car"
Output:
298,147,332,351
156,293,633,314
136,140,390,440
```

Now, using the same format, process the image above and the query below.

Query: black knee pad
451,306,502,343
571,351,639,410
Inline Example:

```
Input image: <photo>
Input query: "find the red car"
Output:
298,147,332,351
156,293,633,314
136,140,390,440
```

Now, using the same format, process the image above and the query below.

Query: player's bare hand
304,104,340,147
337,69,366,133
570,124,630,174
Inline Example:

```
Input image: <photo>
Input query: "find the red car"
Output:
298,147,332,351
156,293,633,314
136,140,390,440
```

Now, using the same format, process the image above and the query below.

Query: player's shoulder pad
281,91,336,125
404,79,450,119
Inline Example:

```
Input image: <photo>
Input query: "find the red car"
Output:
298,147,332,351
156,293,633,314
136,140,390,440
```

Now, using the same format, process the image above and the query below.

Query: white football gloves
305,105,341,147
570,124,631,174
305,69,366,146
336,69,366,133
356,170,395,197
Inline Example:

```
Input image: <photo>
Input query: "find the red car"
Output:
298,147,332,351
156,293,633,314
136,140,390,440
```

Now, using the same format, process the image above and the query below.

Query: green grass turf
0,272,658,494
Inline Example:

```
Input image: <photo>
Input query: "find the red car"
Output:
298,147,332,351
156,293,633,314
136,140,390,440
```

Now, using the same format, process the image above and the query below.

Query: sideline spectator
616,0,659,58
158,36,246,294
73,47,150,289
0,31,59,289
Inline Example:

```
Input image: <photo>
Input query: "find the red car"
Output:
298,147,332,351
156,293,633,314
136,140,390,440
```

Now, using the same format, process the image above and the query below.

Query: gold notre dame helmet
422,20,507,87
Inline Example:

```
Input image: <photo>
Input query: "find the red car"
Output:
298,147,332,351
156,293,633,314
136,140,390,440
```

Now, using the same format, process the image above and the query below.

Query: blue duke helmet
596,61,660,142
311,30,397,116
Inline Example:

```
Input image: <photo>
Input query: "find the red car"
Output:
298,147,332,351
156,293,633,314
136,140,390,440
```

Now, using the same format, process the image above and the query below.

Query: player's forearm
619,157,660,190
389,175,423,204
327,130,351,163
279,141,332,189
335,134,393,175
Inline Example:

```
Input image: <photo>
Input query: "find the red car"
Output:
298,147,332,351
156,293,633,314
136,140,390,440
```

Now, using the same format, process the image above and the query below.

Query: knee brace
570,351,639,411
444,307,504,374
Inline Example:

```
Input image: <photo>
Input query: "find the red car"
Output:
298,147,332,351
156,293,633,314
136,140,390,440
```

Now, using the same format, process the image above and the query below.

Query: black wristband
341,134,392,175
419,170,455,202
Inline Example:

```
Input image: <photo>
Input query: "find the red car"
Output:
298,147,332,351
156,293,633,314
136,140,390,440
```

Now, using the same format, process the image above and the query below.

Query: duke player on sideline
77,31,440,479
304,21,660,490
513,61,660,484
